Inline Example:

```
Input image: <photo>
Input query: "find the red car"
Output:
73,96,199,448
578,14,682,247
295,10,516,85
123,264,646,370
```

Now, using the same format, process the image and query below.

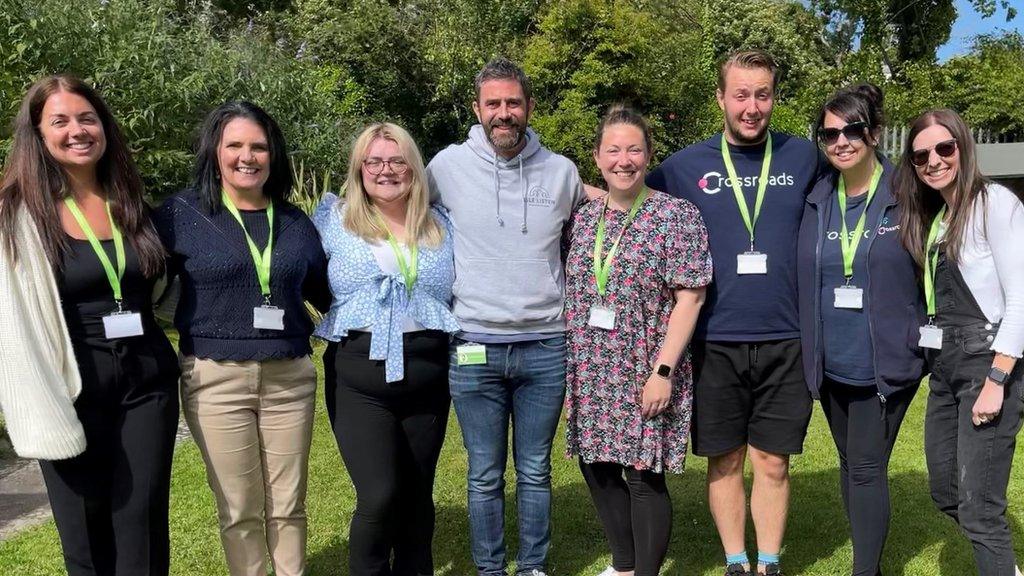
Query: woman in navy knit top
154,101,328,576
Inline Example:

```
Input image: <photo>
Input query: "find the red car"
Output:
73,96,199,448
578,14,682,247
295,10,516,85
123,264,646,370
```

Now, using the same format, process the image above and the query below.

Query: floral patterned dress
565,190,712,473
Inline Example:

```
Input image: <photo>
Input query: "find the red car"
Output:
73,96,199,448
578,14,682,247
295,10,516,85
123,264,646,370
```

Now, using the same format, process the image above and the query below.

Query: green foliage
0,0,354,198
522,0,706,181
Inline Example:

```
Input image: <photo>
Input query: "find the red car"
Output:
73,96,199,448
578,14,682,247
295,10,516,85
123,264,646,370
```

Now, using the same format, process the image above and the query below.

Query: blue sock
757,551,780,566
726,551,749,566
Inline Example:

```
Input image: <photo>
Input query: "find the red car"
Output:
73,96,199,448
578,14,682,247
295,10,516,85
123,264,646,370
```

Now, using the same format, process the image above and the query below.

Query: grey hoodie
426,124,585,335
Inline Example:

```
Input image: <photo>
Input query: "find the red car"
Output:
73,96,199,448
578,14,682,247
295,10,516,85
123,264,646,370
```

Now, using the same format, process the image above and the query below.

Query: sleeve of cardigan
986,184,1024,358
0,218,86,460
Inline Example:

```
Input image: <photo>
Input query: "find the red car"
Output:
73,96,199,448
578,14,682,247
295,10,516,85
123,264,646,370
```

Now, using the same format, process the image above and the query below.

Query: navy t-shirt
647,131,823,342
820,192,875,385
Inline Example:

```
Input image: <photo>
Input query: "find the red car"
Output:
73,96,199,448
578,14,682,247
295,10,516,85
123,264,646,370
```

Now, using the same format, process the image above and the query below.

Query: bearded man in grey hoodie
426,57,585,576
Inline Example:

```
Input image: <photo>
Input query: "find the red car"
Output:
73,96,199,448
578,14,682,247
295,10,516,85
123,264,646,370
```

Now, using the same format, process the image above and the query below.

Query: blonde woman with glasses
313,122,459,576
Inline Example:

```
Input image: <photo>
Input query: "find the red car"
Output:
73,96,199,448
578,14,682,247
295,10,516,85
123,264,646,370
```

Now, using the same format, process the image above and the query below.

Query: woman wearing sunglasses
895,109,1024,576
797,83,926,576
313,122,458,576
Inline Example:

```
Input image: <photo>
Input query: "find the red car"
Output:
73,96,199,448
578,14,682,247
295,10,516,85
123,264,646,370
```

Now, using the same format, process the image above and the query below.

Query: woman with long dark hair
0,74,179,575
895,109,1024,576
797,84,926,576
154,101,329,576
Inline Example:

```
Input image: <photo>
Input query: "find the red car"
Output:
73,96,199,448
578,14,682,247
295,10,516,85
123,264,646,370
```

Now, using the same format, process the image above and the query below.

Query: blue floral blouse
313,193,460,382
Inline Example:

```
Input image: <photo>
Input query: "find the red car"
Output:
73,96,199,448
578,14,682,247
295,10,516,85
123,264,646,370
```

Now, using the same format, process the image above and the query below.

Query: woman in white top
895,108,1024,576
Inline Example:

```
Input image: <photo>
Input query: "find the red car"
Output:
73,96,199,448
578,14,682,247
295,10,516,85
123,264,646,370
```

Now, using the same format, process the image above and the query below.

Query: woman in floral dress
565,105,712,576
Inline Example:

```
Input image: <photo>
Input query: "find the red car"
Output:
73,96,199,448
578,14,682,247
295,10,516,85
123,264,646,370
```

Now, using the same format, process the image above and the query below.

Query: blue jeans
449,335,567,576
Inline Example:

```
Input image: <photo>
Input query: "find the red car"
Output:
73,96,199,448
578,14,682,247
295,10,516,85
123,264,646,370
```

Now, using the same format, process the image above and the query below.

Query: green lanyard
721,132,773,250
375,212,418,295
593,189,648,297
836,161,883,281
222,191,274,301
923,206,947,318
64,197,126,305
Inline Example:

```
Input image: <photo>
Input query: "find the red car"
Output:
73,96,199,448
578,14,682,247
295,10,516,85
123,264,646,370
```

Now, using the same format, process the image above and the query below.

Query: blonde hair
341,123,443,248
717,49,779,94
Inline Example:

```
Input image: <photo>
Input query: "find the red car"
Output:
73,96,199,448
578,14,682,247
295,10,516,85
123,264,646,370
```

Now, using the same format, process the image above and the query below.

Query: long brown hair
0,75,165,276
895,109,990,266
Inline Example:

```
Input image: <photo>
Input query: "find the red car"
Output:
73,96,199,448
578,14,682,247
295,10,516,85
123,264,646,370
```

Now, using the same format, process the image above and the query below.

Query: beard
725,115,770,145
485,118,525,152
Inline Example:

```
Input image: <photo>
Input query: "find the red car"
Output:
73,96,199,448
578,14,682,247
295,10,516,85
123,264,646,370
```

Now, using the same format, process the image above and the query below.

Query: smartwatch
988,367,1010,386
656,364,672,378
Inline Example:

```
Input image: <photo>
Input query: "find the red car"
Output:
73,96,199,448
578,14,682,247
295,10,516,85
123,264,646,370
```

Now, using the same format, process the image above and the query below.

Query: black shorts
690,338,812,457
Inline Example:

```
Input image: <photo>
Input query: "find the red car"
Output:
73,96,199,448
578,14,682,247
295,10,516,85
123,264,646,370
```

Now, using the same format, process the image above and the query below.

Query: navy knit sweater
154,189,330,361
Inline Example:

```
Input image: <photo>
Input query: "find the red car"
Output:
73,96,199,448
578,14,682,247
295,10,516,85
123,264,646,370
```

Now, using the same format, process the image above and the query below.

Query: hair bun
851,83,884,110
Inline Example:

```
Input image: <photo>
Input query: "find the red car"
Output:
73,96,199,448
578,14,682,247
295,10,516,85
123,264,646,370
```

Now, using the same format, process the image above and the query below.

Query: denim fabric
448,335,567,576
925,256,1024,576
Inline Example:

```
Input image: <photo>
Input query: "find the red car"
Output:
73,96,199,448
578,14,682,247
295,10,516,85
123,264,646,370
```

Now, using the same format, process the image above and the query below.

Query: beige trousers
181,355,316,576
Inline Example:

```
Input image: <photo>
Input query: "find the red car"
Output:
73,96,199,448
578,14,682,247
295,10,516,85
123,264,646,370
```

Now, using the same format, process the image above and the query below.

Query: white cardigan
0,207,86,459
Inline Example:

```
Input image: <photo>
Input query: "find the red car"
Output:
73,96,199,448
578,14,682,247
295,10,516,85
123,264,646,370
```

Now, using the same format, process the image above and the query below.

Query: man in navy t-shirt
646,50,823,576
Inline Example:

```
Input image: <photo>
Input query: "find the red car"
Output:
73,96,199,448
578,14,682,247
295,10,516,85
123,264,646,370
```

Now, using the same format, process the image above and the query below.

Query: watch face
657,364,671,377
989,367,1009,384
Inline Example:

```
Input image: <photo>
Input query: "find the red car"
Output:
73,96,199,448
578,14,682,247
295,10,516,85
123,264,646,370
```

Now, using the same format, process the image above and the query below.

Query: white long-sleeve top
956,183,1024,358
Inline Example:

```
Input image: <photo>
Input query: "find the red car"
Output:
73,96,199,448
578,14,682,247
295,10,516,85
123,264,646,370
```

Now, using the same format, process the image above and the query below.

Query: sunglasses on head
910,139,958,167
817,121,868,145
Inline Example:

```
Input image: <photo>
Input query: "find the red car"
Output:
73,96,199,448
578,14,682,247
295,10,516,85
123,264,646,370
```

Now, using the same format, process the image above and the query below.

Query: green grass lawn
2,352,1023,575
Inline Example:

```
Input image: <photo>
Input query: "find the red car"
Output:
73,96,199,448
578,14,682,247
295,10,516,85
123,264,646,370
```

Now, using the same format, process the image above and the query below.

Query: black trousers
578,460,671,576
819,378,916,576
325,331,451,576
39,335,180,576
925,256,1024,576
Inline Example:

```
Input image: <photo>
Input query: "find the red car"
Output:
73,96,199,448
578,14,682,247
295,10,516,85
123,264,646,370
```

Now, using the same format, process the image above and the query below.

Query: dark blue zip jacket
797,158,927,399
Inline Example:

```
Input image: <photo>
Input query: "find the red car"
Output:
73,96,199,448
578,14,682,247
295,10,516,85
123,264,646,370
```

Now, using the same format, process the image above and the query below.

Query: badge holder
588,299,616,330
456,344,487,366
833,280,864,309
253,296,285,331
919,319,943,350
103,300,144,339
737,249,768,275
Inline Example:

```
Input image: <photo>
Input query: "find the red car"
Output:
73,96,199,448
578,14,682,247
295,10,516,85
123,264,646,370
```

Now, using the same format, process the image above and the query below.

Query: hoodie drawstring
493,153,529,234
519,160,528,233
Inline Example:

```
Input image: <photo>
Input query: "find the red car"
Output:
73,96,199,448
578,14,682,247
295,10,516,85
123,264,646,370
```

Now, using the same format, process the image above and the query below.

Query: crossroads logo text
697,171,795,195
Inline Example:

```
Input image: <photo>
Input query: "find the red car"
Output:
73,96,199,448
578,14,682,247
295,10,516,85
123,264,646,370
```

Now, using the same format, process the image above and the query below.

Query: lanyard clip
115,299,124,313
844,276,853,287
927,315,935,326
263,295,272,307
749,239,755,252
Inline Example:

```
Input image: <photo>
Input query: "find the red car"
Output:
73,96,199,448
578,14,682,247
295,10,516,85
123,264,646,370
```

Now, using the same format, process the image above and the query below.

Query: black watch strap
988,367,1010,386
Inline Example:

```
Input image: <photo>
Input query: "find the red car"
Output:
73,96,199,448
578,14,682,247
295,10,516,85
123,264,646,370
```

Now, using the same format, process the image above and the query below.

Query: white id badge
736,251,768,275
253,306,285,330
919,325,943,349
588,305,616,330
833,286,864,309
103,311,144,339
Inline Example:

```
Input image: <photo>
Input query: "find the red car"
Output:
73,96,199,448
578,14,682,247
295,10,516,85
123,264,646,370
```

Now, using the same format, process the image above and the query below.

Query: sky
936,0,1023,61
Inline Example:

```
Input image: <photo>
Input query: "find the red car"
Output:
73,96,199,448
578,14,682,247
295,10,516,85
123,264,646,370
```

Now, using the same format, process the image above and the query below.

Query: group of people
0,46,1021,576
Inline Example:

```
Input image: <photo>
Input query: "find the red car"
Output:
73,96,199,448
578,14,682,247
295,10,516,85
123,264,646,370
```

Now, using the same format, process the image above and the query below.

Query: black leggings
325,331,451,576
578,460,671,576
819,379,916,576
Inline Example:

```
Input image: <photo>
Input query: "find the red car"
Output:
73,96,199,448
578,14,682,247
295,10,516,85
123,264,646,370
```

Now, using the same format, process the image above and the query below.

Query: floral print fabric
565,190,712,473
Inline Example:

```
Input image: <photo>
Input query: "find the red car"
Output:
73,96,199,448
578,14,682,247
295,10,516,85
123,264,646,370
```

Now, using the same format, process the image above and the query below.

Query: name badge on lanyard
721,132,772,277
737,251,767,275
222,192,284,331
832,162,882,311
63,197,145,339
591,189,648,331
919,206,947,350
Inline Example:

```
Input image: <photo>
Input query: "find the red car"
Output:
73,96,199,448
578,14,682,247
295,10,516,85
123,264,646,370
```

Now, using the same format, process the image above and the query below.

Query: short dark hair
474,57,532,103
191,100,292,213
717,49,779,94
594,103,653,152
814,83,886,145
